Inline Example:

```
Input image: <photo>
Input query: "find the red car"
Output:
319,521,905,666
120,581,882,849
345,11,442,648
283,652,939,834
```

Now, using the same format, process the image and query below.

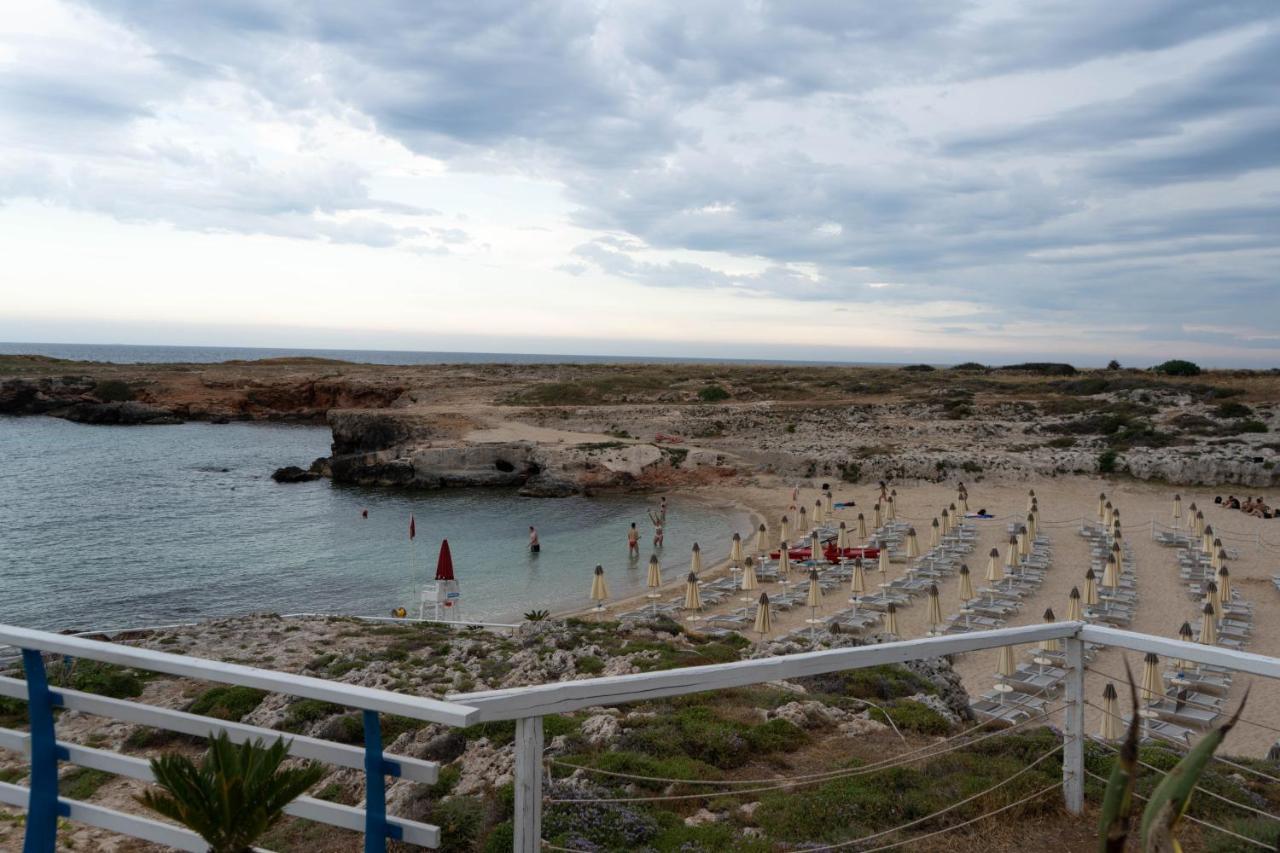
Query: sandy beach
584,475,1280,756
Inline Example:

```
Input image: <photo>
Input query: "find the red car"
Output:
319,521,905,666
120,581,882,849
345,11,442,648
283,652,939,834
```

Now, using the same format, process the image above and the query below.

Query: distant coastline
0,341,909,369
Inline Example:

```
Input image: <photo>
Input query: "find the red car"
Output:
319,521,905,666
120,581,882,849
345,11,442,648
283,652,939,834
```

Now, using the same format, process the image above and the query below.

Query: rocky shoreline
3,357,1278,491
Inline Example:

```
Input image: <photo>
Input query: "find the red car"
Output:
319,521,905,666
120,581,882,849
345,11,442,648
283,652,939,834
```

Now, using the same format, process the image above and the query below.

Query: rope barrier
1084,666,1280,737
1087,729,1280,824
792,745,1063,852
544,750,1063,853
551,690,1065,789
1084,770,1274,849
547,701,1068,803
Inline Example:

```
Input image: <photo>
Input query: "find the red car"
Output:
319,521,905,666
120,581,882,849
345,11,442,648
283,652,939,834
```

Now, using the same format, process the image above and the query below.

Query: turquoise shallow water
0,417,751,631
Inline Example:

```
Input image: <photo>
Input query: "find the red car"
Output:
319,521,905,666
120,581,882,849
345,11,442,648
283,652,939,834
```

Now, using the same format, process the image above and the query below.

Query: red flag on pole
409,514,416,540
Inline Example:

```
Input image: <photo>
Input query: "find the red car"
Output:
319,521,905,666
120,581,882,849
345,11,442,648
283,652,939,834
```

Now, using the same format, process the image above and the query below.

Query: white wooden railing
3,620,1279,851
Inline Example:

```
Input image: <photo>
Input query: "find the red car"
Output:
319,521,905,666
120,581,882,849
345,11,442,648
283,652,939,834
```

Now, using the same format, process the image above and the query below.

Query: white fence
2,619,1278,851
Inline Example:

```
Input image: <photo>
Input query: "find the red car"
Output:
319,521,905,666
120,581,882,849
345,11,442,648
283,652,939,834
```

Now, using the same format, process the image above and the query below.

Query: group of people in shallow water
629,496,667,555
1215,494,1276,519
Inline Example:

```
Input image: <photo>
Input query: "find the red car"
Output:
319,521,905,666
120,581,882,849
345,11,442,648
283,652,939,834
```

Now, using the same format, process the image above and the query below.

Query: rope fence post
514,716,544,853
22,648,64,853
1062,634,1085,814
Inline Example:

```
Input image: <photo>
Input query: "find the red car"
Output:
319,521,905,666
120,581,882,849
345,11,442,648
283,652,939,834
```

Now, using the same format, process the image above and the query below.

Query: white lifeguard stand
421,578,462,621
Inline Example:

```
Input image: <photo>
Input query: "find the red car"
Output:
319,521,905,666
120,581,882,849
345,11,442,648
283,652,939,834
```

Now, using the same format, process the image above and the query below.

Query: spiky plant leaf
136,732,324,853
1099,661,1141,853
1140,689,1249,853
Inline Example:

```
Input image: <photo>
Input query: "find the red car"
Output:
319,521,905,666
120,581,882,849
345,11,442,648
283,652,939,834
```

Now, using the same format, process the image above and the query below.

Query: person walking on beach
528,525,540,553
627,522,640,557
648,509,665,548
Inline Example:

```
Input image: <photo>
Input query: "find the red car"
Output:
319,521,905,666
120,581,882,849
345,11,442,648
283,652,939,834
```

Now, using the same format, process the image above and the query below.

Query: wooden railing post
513,716,544,853
1063,634,1085,814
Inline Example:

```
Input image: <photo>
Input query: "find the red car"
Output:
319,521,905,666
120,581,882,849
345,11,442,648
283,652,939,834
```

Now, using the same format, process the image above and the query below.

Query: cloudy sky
2,1,1278,365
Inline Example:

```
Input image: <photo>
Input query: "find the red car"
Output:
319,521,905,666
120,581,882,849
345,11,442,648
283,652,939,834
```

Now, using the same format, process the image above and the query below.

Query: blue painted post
22,649,61,853
362,711,402,852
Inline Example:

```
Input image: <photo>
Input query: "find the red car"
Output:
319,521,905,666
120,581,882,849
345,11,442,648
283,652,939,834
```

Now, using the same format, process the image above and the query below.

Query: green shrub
1098,449,1119,473
71,661,144,699
950,362,987,371
697,384,730,402
1214,402,1254,419
1230,419,1268,434
553,750,723,790
901,364,935,372
0,696,26,726
1107,359,1121,370
1045,436,1076,448
187,686,268,721
1153,359,1201,376
92,380,134,402
868,700,951,735
428,797,485,853
281,699,344,733
60,767,113,800
426,765,461,799
997,362,1077,375
576,655,605,675
798,664,937,701
744,718,808,752
837,460,861,483
480,820,515,853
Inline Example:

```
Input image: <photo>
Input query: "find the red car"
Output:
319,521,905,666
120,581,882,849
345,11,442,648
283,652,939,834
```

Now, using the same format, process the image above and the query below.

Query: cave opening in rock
494,459,516,473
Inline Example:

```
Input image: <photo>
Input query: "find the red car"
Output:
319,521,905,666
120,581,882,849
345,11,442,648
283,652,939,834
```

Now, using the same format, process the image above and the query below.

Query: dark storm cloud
6,0,1278,351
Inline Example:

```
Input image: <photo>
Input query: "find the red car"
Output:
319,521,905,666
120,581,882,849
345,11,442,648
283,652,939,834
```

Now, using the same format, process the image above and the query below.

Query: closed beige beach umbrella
780,515,791,546
1178,621,1195,670
857,513,867,539
590,565,609,611
949,501,959,527
1200,602,1218,646
825,490,834,514
811,529,824,564
1202,580,1217,607
1084,568,1099,606
1194,510,1204,537
958,564,974,603
837,521,849,552
806,568,823,618
930,518,941,549
1067,586,1082,622
754,592,772,636
1104,500,1113,526
1103,554,1120,591
959,492,969,513
1026,513,1037,542
878,547,892,579
1005,535,1019,569
1097,492,1107,522
1111,542,1124,576
886,496,896,521
690,543,703,577
873,503,882,528
798,506,808,534
883,602,899,637
906,528,920,559
1141,652,1161,705
683,571,703,616
1040,608,1059,653
1217,566,1232,606
1027,489,1036,512
850,557,866,604
1202,525,1214,555
939,509,950,536
985,548,1002,584
1213,546,1226,572
1031,500,1040,527
740,556,759,598
926,583,943,634
729,532,743,568
1101,683,1121,741
1017,526,1030,559
1172,494,1182,527
778,543,792,585
997,644,1016,679
814,499,825,526
646,556,662,612
756,523,768,558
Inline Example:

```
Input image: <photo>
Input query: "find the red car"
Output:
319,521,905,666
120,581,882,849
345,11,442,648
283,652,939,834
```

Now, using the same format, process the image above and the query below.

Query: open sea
0,417,752,632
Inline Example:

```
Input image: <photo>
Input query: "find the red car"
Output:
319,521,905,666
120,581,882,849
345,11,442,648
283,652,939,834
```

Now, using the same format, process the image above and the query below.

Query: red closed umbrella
436,539,455,581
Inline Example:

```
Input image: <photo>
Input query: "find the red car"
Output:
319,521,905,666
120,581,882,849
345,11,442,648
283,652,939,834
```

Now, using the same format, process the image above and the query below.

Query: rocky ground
2,357,1278,492
2,614,1276,851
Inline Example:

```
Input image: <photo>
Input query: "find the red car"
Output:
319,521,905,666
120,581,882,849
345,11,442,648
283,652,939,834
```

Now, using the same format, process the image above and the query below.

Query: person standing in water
659,496,668,522
648,509,664,548
627,522,640,557
528,525,540,553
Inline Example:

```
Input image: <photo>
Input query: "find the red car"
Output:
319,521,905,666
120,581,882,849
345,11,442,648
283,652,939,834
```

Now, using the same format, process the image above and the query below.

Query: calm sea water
0,341,893,367
0,417,751,631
